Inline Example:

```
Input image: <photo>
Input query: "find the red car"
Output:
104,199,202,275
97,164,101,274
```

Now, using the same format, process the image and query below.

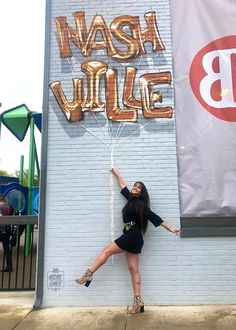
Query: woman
76,168,180,313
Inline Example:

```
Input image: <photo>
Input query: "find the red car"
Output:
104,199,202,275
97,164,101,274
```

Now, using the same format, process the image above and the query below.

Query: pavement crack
124,306,128,330
11,308,33,330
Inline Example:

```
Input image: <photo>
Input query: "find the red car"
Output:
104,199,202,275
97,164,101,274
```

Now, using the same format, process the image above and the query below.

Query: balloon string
78,122,111,149
107,118,113,146
112,122,122,146
116,119,155,146
109,146,115,264
92,112,107,139
113,122,126,147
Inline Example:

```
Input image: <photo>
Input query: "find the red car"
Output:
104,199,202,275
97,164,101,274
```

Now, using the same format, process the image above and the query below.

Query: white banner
171,0,236,216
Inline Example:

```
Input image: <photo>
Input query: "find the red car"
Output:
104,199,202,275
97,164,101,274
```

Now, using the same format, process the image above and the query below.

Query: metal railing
0,216,38,290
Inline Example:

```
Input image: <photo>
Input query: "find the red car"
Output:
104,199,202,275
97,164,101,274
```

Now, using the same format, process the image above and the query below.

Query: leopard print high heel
75,269,93,287
127,295,145,314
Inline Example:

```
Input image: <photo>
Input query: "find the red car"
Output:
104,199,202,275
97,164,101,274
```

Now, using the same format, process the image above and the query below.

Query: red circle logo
189,35,236,122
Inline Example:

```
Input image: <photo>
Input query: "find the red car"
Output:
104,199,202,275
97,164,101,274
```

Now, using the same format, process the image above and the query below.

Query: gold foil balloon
110,15,141,62
73,11,88,57
123,67,142,109
55,12,88,58
54,17,73,58
84,15,116,57
106,68,137,121
139,12,165,55
52,11,173,123
50,78,84,122
81,60,108,111
139,72,173,118
54,11,165,60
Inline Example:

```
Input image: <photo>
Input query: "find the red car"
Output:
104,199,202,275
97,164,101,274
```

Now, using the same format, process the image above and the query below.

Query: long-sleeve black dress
114,186,164,254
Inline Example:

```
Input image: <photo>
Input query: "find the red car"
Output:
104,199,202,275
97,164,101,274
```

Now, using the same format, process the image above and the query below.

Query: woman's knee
102,245,113,257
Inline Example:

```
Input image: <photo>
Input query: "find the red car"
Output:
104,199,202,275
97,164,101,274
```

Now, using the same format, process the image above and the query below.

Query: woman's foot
127,295,145,314
75,269,93,287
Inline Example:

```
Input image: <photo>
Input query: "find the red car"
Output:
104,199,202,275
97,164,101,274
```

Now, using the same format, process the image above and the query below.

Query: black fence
0,216,38,290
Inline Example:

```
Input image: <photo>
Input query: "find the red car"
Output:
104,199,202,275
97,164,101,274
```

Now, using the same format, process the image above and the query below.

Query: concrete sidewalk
1,292,236,330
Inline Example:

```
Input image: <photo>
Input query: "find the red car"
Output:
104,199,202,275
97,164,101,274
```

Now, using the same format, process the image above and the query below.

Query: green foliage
0,169,13,177
0,169,39,186
14,169,39,187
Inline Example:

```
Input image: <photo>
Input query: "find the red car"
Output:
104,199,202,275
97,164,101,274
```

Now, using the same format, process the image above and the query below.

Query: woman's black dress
114,186,164,254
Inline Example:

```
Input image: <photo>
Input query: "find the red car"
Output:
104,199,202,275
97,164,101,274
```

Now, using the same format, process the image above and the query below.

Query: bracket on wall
180,217,236,237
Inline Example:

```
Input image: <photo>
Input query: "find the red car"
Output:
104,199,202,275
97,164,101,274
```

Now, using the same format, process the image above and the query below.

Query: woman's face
131,182,142,197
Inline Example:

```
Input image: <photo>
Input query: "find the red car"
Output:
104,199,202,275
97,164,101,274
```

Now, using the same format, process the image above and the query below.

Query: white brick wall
42,0,236,306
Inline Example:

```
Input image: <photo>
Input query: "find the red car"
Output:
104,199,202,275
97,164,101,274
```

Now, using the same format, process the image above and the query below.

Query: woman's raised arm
111,167,126,189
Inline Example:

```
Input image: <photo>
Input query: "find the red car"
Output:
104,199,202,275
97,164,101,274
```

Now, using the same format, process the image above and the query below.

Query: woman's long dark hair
122,182,150,234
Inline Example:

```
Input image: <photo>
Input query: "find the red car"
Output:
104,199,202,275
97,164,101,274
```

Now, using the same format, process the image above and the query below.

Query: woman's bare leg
125,252,141,296
89,242,124,273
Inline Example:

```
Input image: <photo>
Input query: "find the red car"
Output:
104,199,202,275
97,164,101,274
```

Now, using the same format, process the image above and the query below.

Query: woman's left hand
161,222,181,236
169,227,181,236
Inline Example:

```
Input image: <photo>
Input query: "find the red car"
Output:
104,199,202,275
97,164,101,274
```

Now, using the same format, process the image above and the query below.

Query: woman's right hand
111,167,120,176
111,167,126,188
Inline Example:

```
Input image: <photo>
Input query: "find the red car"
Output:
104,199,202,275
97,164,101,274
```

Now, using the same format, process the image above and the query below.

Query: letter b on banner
190,36,236,122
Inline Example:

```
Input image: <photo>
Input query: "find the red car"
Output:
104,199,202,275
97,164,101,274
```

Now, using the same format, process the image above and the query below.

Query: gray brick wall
42,0,236,306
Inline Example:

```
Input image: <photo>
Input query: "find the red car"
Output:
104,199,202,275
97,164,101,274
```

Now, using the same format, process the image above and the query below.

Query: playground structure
0,104,41,255
0,176,39,216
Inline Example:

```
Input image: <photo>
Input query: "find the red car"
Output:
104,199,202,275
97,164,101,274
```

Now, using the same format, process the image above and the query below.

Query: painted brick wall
42,0,236,306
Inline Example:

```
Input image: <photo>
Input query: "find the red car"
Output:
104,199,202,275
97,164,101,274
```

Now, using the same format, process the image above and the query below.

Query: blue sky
0,0,45,173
